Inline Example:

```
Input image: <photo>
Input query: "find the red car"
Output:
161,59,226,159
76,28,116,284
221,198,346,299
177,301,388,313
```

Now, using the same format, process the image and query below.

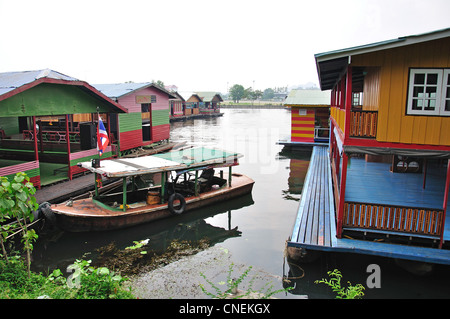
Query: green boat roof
153,147,239,165
78,147,242,178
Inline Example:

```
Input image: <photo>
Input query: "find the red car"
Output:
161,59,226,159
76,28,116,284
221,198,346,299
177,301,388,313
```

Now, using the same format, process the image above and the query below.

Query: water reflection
32,194,254,274
278,150,311,201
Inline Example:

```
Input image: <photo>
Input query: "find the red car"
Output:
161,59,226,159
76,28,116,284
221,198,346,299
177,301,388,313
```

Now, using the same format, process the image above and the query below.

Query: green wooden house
0,69,127,188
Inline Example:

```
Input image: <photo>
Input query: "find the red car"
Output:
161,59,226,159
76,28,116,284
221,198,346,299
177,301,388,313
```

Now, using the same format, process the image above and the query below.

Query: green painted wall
152,109,169,126
119,112,142,133
0,117,19,135
0,83,116,117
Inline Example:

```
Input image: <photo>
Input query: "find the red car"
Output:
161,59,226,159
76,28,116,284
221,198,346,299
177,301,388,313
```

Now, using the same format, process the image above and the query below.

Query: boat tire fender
168,193,186,215
39,202,56,225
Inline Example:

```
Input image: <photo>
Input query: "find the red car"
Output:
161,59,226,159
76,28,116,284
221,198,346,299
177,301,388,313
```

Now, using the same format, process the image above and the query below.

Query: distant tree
243,87,253,100
153,80,165,88
229,84,245,103
262,88,275,100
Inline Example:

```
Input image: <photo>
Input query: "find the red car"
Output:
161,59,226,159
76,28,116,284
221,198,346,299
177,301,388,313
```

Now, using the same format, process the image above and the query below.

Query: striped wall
291,107,315,142
118,112,142,151
69,146,114,176
0,160,40,189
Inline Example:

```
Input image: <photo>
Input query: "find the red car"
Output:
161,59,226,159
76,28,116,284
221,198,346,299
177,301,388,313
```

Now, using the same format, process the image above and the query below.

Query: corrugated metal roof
194,92,223,102
0,69,79,96
93,82,177,100
283,89,330,106
93,82,153,100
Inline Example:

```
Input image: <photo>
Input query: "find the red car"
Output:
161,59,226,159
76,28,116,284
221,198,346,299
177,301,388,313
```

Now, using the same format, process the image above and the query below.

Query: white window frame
442,69,450,116
406,68,450,116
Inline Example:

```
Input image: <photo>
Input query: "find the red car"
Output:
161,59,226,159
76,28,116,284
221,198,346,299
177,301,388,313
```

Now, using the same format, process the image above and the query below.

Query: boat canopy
78,147,243,178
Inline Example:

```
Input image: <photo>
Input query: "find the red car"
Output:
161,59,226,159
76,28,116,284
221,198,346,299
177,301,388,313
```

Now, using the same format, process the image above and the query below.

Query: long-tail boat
50,147,254,232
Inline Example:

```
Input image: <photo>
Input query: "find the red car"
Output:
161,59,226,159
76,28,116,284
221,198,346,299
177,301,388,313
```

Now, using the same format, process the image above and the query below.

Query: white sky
0,0,449,96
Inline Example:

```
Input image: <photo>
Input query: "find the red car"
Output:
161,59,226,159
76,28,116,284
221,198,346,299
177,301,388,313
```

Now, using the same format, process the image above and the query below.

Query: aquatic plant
199,262,292,299
315,269,365,299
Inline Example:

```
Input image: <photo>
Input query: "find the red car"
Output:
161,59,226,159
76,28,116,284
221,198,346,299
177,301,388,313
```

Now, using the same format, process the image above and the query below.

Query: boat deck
287,146,450,265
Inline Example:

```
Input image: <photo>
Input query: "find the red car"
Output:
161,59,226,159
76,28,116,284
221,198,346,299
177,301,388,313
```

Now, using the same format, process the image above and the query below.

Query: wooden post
94,173,99,197
32,116,39,162
440,159,450,248
122,177,127,212
336,152,349,238
65,114,72,180
344,66,352,140
194,170,199,196
161,172,166,203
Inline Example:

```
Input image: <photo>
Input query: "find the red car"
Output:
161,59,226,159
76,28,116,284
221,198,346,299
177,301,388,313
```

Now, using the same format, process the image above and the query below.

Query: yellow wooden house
315,28,450,248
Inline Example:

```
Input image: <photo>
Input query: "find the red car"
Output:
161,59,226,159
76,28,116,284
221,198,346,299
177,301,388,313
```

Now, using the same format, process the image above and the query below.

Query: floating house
169,91,186,119
93,83,176,154
280,89,331,147
288,28,450,265
0,69,127,188
186,92,222,114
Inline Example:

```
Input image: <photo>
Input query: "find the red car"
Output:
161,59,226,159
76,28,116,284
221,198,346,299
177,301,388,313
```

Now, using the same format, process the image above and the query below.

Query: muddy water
33,109,450,299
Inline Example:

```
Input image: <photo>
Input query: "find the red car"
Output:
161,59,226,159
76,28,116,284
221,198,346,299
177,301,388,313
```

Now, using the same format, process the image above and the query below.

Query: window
407,68,450,116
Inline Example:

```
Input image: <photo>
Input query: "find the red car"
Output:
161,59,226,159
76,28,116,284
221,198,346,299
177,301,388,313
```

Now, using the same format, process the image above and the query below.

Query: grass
0,256,135,299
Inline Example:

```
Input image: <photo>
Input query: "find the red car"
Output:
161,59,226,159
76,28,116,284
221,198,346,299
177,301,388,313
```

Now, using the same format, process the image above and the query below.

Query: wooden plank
290,146,335,248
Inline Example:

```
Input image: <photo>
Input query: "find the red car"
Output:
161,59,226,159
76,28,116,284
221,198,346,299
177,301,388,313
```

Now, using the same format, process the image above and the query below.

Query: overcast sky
1,0,449,96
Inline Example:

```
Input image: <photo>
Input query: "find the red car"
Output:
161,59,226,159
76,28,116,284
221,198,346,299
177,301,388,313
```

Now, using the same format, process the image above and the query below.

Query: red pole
336,66,352,239
344,66,352,140
65,114,72,180
32,116,41,189
336,152,348,238
32,116,38,162
440,159,450,248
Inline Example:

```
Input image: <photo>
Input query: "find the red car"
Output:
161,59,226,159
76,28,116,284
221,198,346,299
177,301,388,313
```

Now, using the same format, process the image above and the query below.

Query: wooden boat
51,147,254,232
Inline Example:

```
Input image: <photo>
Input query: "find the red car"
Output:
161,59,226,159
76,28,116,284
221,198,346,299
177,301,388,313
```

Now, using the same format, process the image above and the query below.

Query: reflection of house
93,83,176,154
317,28,450,250
283,89,331,145
0,69,126,187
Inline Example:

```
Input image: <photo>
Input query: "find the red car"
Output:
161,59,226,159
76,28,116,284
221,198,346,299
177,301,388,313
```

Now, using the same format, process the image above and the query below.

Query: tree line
227,84,288,103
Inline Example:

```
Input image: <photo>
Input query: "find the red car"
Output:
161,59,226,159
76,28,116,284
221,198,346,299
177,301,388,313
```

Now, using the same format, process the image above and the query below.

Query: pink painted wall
117,86,171,113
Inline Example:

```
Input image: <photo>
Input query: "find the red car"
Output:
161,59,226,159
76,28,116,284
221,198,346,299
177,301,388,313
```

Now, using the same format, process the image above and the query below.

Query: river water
33,108,450,299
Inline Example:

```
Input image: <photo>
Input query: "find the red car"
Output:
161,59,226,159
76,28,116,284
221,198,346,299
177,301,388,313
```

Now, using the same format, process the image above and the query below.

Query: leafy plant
0,172,39,277
315,269,365,299
0,256,135,299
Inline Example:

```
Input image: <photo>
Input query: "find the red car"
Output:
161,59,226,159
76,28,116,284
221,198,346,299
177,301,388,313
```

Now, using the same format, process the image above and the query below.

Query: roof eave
0,77,128,113
314,28,450,90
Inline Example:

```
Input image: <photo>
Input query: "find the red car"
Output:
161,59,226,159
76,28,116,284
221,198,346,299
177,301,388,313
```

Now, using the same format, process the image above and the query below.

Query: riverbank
221,104,285,109
127,245,296,299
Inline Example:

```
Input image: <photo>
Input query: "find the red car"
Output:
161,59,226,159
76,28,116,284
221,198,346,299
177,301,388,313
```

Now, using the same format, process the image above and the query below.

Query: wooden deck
287,146,450,265
289,145,337,248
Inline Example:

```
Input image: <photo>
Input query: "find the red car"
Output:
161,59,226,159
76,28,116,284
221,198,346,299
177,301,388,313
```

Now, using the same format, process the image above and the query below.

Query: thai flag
97,116,109,156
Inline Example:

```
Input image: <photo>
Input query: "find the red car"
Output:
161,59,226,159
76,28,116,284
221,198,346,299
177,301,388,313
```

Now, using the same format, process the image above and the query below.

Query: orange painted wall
351,37,450,146
291,107,315,142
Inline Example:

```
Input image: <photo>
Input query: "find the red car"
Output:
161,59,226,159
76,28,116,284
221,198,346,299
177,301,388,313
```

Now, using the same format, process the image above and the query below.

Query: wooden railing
343,202,444,237
350,110,377,138
23,130,80,143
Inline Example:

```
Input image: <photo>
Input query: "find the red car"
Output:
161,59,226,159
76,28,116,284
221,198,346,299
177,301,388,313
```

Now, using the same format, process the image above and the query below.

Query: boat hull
52,174,254,232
